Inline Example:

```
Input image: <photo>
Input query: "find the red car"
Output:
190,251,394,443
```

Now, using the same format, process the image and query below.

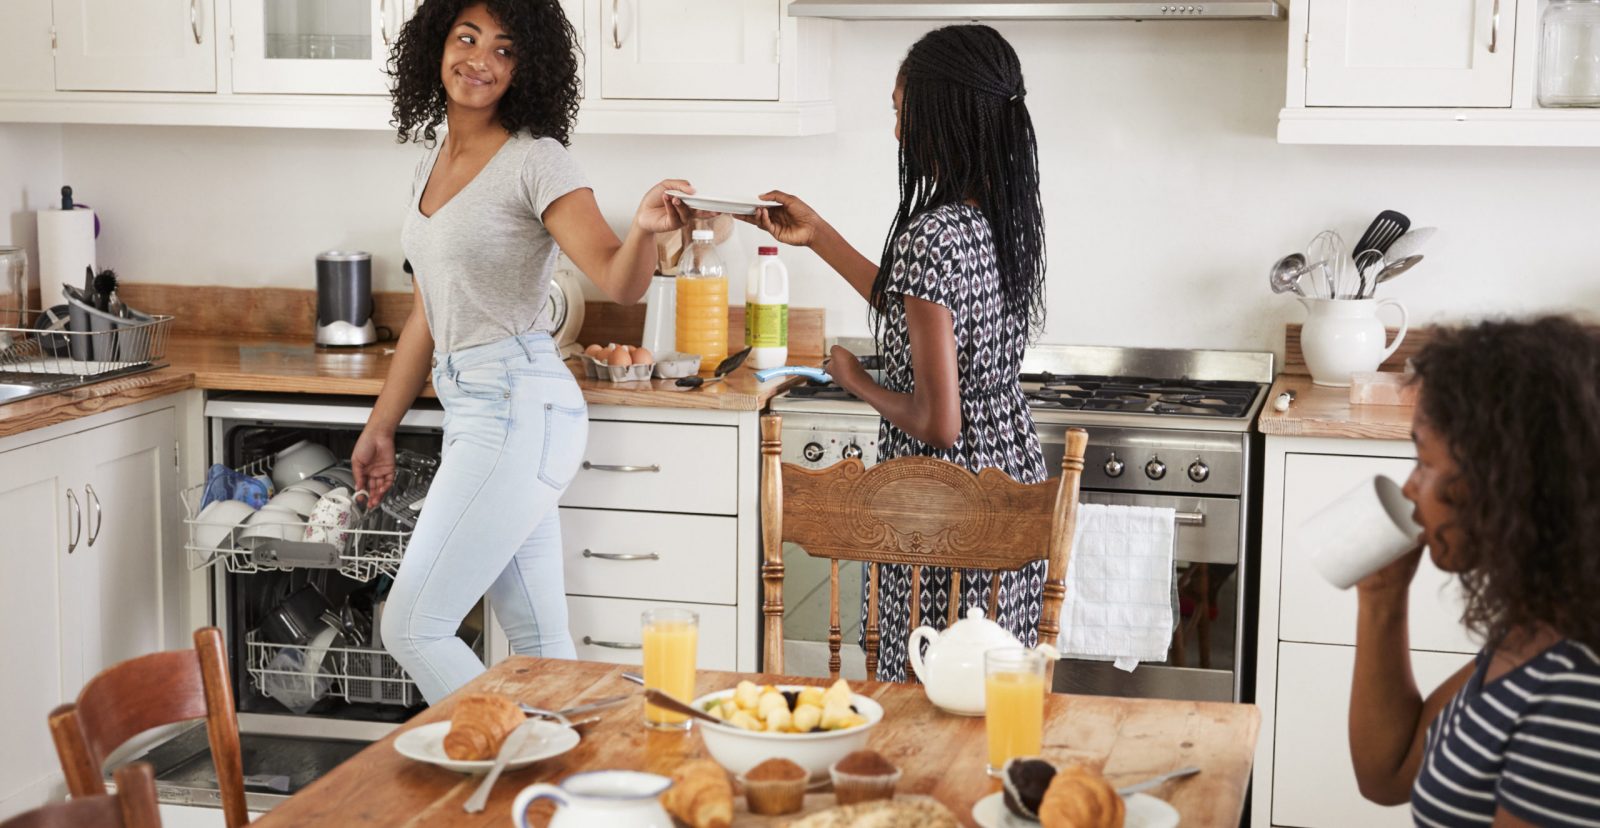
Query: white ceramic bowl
267,488,322,518
284,478,334,498
239,506,307,547
271,441,338,490
689,686,883,780
192,499,256,552
313,465,356,490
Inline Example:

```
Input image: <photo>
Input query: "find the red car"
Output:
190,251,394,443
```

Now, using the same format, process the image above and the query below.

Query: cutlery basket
0,306,172,379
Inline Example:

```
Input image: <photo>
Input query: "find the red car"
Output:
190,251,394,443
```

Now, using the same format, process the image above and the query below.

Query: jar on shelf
1540,0,1600,107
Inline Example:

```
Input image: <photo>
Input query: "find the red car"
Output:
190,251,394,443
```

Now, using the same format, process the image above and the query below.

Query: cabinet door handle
582,462,660,473
612,0,622,49
582,636,642,650
190,0,203,44
582,549,661,562
1488,0,1500,53
66,489,82,554
85,484,103,547
380,0,390,46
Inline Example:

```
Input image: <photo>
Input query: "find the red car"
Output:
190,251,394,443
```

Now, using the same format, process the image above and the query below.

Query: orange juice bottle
675,229,728,365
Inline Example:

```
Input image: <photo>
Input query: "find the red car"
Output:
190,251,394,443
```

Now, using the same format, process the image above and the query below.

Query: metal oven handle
1174,511,1205,526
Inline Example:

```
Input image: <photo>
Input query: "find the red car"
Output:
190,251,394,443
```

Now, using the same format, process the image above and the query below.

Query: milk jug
744,246,789,370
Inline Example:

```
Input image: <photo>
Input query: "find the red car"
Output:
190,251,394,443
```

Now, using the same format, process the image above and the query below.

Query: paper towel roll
37,208,96,306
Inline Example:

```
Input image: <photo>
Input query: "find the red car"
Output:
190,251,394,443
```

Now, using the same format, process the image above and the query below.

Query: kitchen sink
0,377,94,406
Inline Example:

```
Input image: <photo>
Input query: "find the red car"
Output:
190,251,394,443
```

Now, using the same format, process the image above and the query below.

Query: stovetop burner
1021,374,1260,418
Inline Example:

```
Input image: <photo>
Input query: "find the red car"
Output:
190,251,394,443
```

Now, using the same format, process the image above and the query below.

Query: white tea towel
1056,504,1176,671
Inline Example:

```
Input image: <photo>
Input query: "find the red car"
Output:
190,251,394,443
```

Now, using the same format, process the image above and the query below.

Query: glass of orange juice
985,648,1048,774
642,608,699,730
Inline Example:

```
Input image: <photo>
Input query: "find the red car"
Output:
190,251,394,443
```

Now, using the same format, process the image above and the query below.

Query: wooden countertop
1257,375,1416,441
1,335,805,440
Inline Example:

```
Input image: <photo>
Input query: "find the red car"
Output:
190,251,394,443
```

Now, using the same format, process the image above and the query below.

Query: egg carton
579,354,653,383
650,352,702,379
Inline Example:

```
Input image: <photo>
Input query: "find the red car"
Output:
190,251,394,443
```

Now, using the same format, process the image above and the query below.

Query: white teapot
908,607,1059,716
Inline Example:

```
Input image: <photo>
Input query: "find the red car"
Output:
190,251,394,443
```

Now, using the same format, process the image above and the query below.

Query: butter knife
1116,765,1201,797
462,719,542,813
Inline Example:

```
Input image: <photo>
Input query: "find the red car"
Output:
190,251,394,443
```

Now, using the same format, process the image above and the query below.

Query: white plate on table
665,191,781,216
393,720,579,774
972,790,1179,828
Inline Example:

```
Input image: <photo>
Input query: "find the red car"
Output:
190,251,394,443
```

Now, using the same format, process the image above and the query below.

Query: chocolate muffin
1002,757,1059,821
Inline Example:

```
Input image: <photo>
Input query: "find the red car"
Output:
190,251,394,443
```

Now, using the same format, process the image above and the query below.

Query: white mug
1299,475,1423,589
512,771,673,828
303,487,364,548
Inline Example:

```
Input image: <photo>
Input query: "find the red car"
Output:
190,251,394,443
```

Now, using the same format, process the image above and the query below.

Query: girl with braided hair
743,24,1048,682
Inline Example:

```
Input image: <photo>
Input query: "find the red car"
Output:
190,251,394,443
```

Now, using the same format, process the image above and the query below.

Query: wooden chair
0,763,161,828
760,414,1089,679
48,627,247,828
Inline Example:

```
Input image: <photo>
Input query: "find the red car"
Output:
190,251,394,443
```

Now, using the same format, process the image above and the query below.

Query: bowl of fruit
690,679,883,781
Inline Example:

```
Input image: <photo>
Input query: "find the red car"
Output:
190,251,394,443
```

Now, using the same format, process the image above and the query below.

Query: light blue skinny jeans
382,332,586,703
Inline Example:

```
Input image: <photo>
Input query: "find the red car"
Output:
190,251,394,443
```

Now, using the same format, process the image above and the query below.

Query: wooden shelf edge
0,92,837,136
1278,106,1600,147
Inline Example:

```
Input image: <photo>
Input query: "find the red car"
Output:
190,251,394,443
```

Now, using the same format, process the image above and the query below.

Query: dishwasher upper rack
0,307,173,379
181,455,425,583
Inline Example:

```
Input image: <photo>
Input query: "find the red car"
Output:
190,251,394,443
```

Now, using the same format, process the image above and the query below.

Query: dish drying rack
183,451,438,583
244,630,419,708
0,307,173,380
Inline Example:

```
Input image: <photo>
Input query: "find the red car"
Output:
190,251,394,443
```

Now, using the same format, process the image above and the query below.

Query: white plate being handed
972,790,1180,828
393,719,579,774
664,191,781,216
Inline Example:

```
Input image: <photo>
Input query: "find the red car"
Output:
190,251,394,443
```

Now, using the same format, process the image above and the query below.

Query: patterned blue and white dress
868,203,1047,683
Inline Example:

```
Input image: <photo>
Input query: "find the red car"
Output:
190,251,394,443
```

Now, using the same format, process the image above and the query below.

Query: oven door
1054,492,1243,703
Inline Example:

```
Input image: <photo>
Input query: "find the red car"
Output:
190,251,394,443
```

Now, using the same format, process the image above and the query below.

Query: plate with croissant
394,693,580,774
972,760,1180,828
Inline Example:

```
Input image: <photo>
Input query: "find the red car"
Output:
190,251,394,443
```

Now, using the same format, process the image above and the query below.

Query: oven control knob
842,443,864,461
1187,459,1211,483
1103,453,1125,478
1145,457,1168,480
803,442,825,463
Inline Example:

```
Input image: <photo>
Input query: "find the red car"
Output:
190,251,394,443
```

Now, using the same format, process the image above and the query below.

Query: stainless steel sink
0,378,84,405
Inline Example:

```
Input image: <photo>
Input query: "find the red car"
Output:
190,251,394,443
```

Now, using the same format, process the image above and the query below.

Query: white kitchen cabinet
1305,0,1516,107
568,596,739,670
601,0,781,100
230,0,411,95
560,509,739,604
1272,643,1468,828
0,0,56,92
53,0,218,92
1278,453,1476,654
0,398,184,821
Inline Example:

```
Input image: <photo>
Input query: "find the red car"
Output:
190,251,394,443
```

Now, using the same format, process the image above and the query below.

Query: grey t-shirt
400,132,588,354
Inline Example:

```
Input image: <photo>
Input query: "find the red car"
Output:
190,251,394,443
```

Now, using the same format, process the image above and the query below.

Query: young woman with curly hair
350,0,696,702
1348,316,1600,825
742,24,1047,682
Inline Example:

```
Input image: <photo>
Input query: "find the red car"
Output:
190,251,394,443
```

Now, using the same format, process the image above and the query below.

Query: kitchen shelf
0,92,836,136
245,630,419,708
1278,106,1600,147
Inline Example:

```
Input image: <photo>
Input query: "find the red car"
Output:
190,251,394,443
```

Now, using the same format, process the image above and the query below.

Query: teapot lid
940,607,1023,649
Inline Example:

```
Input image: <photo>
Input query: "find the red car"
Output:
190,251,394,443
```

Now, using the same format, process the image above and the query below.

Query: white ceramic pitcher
512,771,673,828
1298,297,1409,387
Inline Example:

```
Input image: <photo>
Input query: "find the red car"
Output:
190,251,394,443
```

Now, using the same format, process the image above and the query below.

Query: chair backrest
48,627,247,828
0,763,161,828
760,414,1089,679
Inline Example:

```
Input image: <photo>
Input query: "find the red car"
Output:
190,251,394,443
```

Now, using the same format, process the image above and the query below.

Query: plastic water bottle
744,246,790,370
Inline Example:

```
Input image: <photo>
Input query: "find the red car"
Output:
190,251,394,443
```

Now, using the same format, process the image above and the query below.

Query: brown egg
583,343,604,359
607,347,633,367
632,347,654,366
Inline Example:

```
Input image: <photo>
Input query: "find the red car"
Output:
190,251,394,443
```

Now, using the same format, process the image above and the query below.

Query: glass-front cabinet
232,0,412,94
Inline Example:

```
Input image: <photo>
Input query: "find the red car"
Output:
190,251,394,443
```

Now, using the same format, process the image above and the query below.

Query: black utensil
1351,211,1410,262
674,346,753,389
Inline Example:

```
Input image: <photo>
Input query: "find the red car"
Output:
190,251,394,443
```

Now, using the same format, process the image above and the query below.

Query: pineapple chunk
792,703,822,733
820,700,855,731
797,687,826,709
765,706,793,733
707,702,728,721
729,710,763,732
837,713,868,730
734,680,761,711
757,690,788,721
822,678,853,710
717,699,740,721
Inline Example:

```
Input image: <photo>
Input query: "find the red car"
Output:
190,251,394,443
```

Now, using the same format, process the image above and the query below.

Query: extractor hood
789,0,1285,21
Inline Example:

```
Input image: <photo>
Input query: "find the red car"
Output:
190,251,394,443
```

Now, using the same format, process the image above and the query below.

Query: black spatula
1351,210,1410,299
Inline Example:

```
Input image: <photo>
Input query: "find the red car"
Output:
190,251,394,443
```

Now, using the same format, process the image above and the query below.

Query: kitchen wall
56,22,1600,354
1,123,64,284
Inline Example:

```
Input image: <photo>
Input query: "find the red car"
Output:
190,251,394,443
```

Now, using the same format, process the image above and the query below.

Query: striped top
1413,639,1600,826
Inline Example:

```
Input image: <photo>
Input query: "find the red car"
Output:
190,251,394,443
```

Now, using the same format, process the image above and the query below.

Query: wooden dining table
252,658,1260,827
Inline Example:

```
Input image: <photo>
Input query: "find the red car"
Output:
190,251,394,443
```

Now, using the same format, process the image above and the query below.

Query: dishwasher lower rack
182,459,414,583
245,630,420,708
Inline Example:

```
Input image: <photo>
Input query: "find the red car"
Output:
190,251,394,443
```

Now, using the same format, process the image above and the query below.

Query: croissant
443,693,524,761
1038,764,1126,828
661,759,733,828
